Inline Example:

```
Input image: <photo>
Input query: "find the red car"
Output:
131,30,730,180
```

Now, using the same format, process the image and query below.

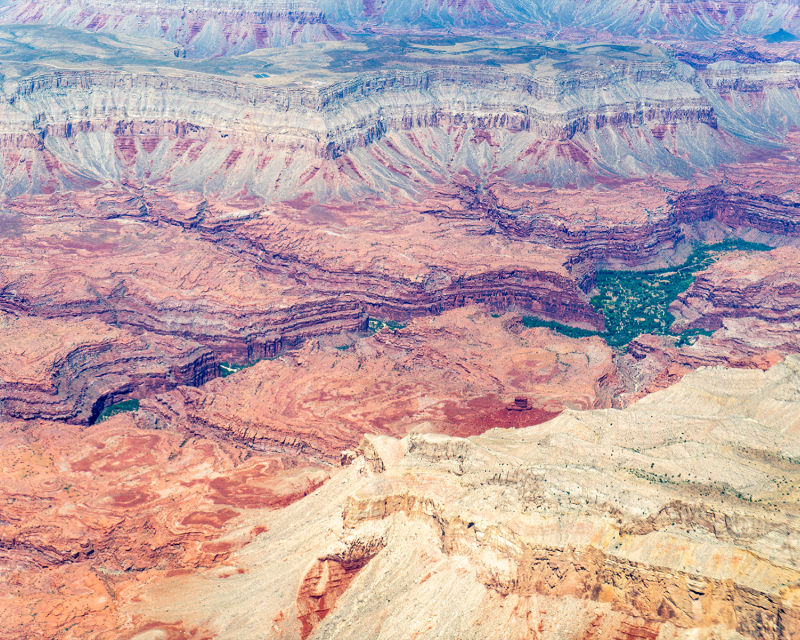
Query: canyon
126,357,800,639
0,5,800,640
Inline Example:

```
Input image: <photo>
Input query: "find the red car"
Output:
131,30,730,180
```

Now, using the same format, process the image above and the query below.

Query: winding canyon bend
1,2,800,639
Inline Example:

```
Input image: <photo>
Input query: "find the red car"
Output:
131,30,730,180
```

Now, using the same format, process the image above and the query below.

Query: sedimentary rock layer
670,247,800,331
125,357,800,639
0,189,605,367
0,311,215,423
0,412,329,639
618,318,792,402
1,31,796,200
8,0,800,45
142,307,622,460
0,0,343,58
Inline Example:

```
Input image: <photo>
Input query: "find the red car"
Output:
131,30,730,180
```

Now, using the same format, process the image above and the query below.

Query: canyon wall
670,247,800,331
8,0,800,45
0,312,215,423
123,358,800,639
0,0,344,57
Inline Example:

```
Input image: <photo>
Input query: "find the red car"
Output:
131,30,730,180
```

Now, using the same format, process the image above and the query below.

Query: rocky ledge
126,357,800,639
142,307,623,460
670,247,800,332
0,311,214,423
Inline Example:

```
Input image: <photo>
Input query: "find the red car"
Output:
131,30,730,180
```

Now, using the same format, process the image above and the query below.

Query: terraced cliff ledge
124,357,800,639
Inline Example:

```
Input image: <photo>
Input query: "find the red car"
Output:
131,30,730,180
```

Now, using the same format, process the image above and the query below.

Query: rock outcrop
0,311,215,423
0,1,343,58
142,307,623,460
124,357,800,640
0,31,792,199
9,0,800,46
670,247,800,332
0,411,330,639
617,319,793,402
0,194,603,363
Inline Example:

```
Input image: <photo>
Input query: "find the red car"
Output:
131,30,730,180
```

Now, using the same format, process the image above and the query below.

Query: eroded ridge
125,357,800,639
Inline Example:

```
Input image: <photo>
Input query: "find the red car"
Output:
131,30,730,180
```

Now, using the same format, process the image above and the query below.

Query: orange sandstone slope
143,307,623,458
0,311,214,423
127,357,800,640
0,413,329,640
0,307,624,639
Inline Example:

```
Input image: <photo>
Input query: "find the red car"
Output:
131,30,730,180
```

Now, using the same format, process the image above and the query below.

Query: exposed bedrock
9,0,800,42
2,54,800,268
0,413,330,639
0,311,215,424
616,319,791,403
0,71,725,198
0,197,605,366
342,491,798,638
127,359,800,639
141,307,621,461
670,247,800,332
424,179,800,267
0,1,343,58
672,186,800,237
0,44,756,197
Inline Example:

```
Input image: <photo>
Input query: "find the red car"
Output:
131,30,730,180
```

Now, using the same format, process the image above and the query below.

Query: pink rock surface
670,247,800,332
143,307,622,460
0,412,328,639
0,311,214,422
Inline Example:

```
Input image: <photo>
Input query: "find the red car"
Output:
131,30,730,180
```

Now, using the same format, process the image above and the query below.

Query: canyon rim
1,1,800,639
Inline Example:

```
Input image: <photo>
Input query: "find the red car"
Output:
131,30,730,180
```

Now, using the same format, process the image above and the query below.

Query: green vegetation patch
525,239,771,347
521,317,601,339
95,399,140,423
368,318,407,334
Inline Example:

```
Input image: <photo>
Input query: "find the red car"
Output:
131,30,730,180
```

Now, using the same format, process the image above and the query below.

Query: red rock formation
297,556,376,639
0,307,624,638
0,412,328,639
0,311,214,423
670,247,800,331
0,191,604,369
616,319,793,402
121,360,800,640
141,307,622,460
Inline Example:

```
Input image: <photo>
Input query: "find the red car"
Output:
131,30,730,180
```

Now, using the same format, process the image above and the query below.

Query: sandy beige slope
124,356,800,639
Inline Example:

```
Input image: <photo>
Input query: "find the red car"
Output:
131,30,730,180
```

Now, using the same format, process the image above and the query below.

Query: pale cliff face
0,29,799,203
6,0,800,48
124,358,800,639
3,6,800,640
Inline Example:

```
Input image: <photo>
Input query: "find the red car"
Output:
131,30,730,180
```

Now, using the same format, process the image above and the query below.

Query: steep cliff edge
8,0,800,46
125,357,800,639
0,32,779,199
0,311,215,423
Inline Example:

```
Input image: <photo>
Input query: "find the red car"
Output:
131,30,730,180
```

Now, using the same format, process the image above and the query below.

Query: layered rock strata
670,247,800,332
0,412,329,639
618,318,792,402
8,0,800,44
126,357,800,639
0,191,604,367
0,311,215,423
142,307,622,460
0,32,778,199
0,1,343,58
2,31,800,272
